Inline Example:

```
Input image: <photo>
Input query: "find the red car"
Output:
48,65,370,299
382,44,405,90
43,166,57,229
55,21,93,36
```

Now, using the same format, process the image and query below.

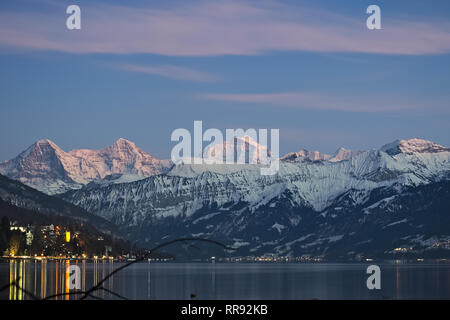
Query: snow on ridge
2,137,449,198
380,138,450,156
63,146,450,226
162,148,450,213
329,147,365,162
272,223,286,234
281,149,331,162
384,219,408,228
203,135,272,165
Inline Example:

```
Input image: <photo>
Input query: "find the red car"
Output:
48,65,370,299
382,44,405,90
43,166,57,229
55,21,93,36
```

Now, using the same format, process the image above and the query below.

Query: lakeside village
1,217,448,263
0,216,150,262
0,217,327,263
0,216,322,262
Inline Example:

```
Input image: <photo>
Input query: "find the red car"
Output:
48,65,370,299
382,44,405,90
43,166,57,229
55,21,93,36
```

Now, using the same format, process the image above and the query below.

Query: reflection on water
1,260,450,300
5,259,116,300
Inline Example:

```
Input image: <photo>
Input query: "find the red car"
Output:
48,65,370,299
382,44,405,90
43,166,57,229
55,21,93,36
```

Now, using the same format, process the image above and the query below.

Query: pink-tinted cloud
119,64,221,82
199,91,439,113
0,1,450,56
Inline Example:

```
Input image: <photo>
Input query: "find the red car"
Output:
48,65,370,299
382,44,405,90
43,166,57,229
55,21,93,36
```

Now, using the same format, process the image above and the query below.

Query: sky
0,0,450,160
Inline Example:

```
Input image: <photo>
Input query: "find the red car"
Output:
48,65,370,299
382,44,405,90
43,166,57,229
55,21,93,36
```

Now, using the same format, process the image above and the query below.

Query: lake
1,260,449,300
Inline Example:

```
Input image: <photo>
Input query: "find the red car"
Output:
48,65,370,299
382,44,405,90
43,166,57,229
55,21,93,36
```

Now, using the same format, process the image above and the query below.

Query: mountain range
0,138,172,194
1,137,450,259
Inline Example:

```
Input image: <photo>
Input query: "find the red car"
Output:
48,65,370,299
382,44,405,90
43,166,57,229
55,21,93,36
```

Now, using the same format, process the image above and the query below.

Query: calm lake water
1,260,449,300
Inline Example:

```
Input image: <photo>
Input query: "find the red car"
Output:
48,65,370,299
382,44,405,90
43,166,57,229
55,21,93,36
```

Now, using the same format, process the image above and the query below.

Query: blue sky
1,0,450,160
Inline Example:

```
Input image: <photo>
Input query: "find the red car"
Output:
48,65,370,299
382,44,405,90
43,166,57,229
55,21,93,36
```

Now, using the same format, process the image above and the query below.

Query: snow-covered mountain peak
99,138,148,160
0,138,172,194
281,149,331,162
380,138,450,156
333,147,350,156
204,135,272,164
329,147,364,162
110,138,138,150
235,135,263,148
32,138,63,151
17,139,63,159
35,138,57,147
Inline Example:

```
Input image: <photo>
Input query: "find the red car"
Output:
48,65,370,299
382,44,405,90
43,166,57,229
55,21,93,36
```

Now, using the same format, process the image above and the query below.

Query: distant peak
31,139,61,152
380,138,450,155
114,138,136,145
111,138,138,150
35,139,56,146
235,135,259,143
215,135,266,149
281,149,330,162
14,139,63,160
329,147,364,162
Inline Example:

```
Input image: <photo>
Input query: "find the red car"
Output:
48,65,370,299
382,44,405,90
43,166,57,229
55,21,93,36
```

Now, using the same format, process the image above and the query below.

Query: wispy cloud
1,0,450,56
119,64,220,82
200,91,444,113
